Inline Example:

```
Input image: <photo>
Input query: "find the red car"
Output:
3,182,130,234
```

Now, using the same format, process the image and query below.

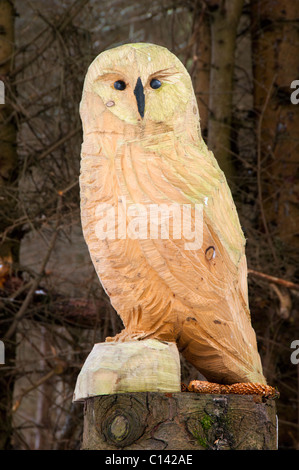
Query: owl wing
123,133,248,309
153,135,249,309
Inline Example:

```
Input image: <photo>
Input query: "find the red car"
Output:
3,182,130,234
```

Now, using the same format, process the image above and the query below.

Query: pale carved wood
79,43,266,385
73,339,180,401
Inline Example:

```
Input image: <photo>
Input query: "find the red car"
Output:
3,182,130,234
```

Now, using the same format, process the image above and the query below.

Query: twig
10,0,90,77
4,195,63,341
12,365,63,413
248,268,299,291
38,126,81,161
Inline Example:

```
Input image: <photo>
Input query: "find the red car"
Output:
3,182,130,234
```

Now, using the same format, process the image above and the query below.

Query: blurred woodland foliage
0,0,298,450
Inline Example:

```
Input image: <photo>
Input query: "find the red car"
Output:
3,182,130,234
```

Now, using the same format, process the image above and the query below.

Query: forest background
0,0,298,450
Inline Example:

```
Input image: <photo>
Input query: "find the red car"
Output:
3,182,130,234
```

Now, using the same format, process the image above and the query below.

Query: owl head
81,43,199,128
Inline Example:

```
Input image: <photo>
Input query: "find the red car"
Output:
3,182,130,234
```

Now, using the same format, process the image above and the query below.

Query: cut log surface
82,392,277,450
73,340,181,401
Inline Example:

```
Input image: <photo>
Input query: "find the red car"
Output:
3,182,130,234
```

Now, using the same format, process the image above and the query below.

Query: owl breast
80,121,189,341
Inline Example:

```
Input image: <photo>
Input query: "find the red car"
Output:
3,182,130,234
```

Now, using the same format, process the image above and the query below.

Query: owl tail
177,314,267,385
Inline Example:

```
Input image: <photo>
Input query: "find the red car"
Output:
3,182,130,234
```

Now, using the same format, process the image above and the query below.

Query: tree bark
81,392,277,450
190,2,211,140
206,0,244,179
0,0,17,254
251,0,299,249
0,0,17,450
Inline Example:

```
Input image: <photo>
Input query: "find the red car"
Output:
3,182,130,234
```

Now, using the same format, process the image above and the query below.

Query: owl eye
114,80,126,90
150,79,162,89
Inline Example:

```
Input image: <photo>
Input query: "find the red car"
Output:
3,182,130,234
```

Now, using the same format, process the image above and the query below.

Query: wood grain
73,339,181,401
79,43,266,385
82,392,277,450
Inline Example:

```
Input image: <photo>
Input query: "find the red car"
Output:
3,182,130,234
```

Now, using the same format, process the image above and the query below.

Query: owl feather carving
79,43,267,386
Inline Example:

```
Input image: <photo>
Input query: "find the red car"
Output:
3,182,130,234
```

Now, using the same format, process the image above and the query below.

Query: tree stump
73,340,277,450
82,392,277,450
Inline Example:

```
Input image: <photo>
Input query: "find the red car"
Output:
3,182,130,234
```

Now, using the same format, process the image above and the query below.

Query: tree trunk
190,2,211,141
0,0,17,250
75,341,278,450
81,392,277,450
206,0,244,179
251,0,299,250
0,0,17,450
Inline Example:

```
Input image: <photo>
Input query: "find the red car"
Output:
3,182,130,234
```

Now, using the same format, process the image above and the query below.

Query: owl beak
134,77,145,119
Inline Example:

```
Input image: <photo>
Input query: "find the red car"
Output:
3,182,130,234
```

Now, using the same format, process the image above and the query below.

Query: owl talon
187,380,279,399
105,330,146,343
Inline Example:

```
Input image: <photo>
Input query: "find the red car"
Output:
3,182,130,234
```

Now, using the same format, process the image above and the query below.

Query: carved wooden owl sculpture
79,43,266,386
